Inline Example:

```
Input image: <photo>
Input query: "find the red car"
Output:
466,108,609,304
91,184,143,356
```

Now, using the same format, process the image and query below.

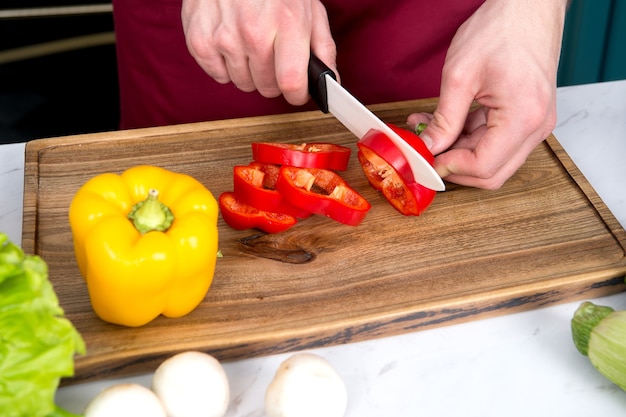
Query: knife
308,53,445,192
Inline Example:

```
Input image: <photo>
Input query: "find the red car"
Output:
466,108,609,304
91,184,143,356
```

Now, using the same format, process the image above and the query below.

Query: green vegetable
0,233,86,417
571,300,626,391
415,122,428,136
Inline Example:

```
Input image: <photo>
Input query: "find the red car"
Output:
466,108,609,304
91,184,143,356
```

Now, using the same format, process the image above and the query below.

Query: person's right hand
181,0,337,106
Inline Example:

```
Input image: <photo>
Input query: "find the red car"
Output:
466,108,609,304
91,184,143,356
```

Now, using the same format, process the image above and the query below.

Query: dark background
1,2,118,144
1,0,625,145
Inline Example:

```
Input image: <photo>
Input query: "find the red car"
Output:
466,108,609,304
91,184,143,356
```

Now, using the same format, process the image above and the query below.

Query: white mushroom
84,383,166,417
152,351,230,417
265,352,348,417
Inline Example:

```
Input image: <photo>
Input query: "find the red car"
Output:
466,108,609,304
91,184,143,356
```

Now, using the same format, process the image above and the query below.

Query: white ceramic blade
325,74,445,191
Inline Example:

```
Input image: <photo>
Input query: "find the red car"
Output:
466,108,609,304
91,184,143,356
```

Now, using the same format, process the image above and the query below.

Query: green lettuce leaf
0,233,86,417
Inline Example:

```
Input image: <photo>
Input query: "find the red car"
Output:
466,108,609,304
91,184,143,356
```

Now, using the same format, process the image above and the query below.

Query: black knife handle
308,52,337,114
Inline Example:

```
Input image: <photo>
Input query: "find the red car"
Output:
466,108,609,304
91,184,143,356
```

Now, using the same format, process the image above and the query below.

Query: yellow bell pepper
69,165,219,327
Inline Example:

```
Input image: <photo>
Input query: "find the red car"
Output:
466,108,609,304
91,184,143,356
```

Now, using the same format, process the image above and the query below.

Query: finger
449,124,488,151
196,52,231,85
447,109,488,150
462,106,488,136
215,3,258,92
439,138,539,189
237,4,282,98
434,119,517,181
274,38,310,105
222,52,256,92
420,68,477,155
406,113,434,131
408,108,485,137
435,121,545,189
273,37,310,105
183,22,231,84
248,47,281,98
273,5,313,106
310,0,338,78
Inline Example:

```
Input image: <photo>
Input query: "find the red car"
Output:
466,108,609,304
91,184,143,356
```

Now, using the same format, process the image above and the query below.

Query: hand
181,0,337,105
407,0,568,189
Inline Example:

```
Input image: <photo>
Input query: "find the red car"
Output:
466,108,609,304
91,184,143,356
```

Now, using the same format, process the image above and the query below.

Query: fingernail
420,133,434,150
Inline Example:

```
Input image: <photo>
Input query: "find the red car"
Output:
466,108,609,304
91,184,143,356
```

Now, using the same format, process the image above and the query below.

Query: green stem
571,301,615,356
415,123,428,136
127,189,174,234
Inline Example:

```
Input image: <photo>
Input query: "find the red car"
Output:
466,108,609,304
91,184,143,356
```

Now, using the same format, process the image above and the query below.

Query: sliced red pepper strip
357,124,436,216
218,192,297,234
233,162,311,218
252,142,351,171
276,166,371,226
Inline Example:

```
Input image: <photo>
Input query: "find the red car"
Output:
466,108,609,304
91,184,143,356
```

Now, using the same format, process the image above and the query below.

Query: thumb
421,87,475,155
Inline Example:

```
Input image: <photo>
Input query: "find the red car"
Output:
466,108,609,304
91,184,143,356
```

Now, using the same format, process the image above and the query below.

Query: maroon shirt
112,0,485,129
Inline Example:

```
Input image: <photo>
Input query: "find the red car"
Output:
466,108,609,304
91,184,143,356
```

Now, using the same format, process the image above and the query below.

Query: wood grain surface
21,98,626,385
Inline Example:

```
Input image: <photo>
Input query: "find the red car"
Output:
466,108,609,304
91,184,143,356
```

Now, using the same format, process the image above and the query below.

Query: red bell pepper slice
357,124,436,216
276,166,371,226
233,162,311,218
252,142,351,171
218,192,297,234
359,124,435,184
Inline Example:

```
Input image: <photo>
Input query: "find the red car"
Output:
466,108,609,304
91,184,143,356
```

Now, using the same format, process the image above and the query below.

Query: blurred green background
558,0,626,86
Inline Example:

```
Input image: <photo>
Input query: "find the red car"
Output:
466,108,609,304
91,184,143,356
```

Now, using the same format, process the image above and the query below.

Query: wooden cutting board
22,98,626,385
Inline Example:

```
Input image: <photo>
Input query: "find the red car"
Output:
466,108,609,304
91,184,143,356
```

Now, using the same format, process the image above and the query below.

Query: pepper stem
127,189,174,234
415,123,428,136
571,301,615,356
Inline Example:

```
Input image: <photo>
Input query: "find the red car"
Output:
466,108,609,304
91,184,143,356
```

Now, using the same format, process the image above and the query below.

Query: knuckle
185,32,209,59
430,109,455,135
470,152,504,182
474,164,500,181
187,28,242,84
278,70,307,103
519,82,557,130
186,25,216,56
212,28,239,56
239,24,269,50
441,63,467,91
481,177,506,191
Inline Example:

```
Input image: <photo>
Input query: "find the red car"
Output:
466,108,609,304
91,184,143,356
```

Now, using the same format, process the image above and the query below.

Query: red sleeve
112,0,484,129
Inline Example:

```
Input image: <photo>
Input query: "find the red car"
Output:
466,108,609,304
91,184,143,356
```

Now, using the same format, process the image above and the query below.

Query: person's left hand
407,0,568,189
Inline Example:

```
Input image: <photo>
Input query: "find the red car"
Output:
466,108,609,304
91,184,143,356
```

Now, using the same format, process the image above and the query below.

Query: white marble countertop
1,80,625,415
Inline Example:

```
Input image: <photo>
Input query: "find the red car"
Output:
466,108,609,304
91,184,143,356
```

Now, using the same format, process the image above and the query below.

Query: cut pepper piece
359,124,434,184
219,192,297,234
252,142,351,171
357,124,436,216
276,166,371,226
233,162,311,218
